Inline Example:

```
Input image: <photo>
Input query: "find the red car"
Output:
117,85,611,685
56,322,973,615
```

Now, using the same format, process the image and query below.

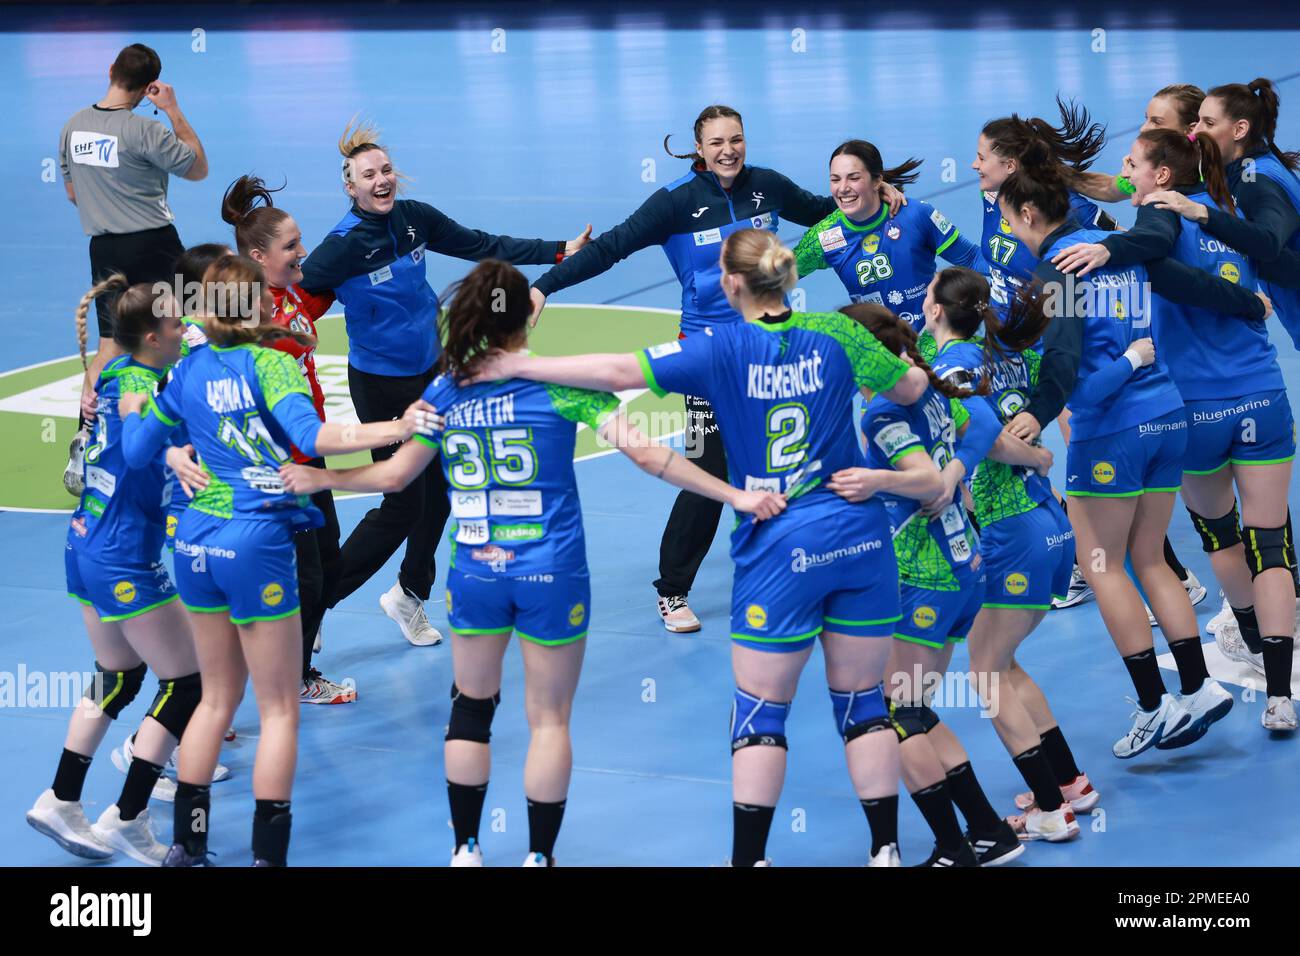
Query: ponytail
220,175,290,256
338,115,409,189
719,229,797,300
983,95,1106,171
664,104,743,165
930,267,1040,360
74,274,128,369
829,139,922,187
200,255,314,349
998,138,1073,225
1135,129,1235,215
437,260,532,379
837,302,983,400
1208,78,1300,171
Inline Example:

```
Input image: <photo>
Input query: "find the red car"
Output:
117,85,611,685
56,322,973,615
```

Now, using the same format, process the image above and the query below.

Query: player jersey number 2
445,428,538,489
766,404,809,471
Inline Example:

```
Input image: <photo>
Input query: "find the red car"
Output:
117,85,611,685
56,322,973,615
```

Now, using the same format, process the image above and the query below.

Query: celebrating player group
29,75,1300,868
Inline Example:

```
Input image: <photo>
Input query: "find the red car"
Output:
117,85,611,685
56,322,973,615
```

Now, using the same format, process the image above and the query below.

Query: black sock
52,748,93,802
944,761,1003,833
732,802,776,867
859,794,899,855
1262,636,1294,698
1122,649,1167,712
526,798,566,863
447,780,488,850
252,799,292,866
174,781,211,856
1012,746,1063,812
1233,606,1264,655
117,756,164,822
1038,727,1082,786
1167,637,1210,696
911,781,966,851
1163,536,1189,581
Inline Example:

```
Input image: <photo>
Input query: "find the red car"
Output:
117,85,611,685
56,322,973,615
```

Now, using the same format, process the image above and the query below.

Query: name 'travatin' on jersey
444,392,517,429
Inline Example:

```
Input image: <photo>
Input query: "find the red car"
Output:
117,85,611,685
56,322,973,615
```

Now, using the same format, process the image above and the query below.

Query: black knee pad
147,672,202,739
1187,504,1242,553
889,701,940,741
86,661,147,719
1243,524,1295,579
445,683,500,743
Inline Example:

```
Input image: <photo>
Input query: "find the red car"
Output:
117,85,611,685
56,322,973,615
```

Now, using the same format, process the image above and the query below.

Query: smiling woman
298,118,592,650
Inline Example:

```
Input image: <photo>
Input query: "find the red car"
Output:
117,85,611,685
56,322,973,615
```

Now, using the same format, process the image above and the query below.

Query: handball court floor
3,3,1300,866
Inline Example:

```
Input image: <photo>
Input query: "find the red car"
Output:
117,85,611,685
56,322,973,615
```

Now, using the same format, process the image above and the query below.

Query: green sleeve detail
253,347,310,411
145,397,178,427
636,351,668,398
917,329,938,365
950,397,970,430
544,383,621,431
889,445,927,466
413,433,441,452
1023,347,1041,387
793,222,831,278
799,312,908,393
117,367,161,396
934,229,960,257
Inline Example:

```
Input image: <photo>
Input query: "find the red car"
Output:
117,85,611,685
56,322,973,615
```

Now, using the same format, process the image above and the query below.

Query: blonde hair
75,274,129,369
720,228,798,299
200,254,314,349
338,115,409,190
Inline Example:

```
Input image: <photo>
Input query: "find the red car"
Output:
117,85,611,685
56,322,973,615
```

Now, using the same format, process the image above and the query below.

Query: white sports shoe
867,843,901,867
1215,617,1266,676
1158,678,1234,749
381,582,443,646
25,789,114,860
522,851,553,867
1263,696,1298,732
1052,566,1094,609
91,805,168,866
1206,595,1234,637
1006,805,1080,842
451,838,484,867
657,594,702,633
1113,693,1189,759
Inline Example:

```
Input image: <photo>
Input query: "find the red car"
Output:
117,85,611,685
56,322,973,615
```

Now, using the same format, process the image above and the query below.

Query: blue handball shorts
65,542,178,623
1183,390,1296,475
1066,409,1187,498
978,499,1075,610
894,565,987,649
173,510,300,625
446,566,590,646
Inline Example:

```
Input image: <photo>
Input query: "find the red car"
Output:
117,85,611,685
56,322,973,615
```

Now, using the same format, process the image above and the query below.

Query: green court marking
0,305,686,513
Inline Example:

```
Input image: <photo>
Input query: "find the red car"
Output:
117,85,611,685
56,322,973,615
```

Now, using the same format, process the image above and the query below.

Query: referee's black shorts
88,224,184,339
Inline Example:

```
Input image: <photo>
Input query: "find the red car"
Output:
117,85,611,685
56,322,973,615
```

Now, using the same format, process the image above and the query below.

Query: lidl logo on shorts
1219,262,1241,284
1004,572,1029,596
113,581,137,604
911,606,937,629
745,604,768,630
1091,461,1116,485
261,582,284,607
166,515,178,538
861,234,881,255
568,603,586,627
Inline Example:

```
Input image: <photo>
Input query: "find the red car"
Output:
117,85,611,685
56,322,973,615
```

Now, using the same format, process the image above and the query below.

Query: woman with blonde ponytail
63,275,132,495
464,228,933,866
114,254,438,866
298,118,592,649
28,279,218,866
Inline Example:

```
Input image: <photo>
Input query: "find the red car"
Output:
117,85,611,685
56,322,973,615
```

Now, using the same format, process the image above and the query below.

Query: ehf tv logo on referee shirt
70,131,118,168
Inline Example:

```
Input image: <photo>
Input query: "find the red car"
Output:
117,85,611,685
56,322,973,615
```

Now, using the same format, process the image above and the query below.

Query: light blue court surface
4,5,1300,866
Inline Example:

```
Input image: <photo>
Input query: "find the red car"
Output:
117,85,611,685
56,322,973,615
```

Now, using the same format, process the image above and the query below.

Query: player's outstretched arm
600,412,785,521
